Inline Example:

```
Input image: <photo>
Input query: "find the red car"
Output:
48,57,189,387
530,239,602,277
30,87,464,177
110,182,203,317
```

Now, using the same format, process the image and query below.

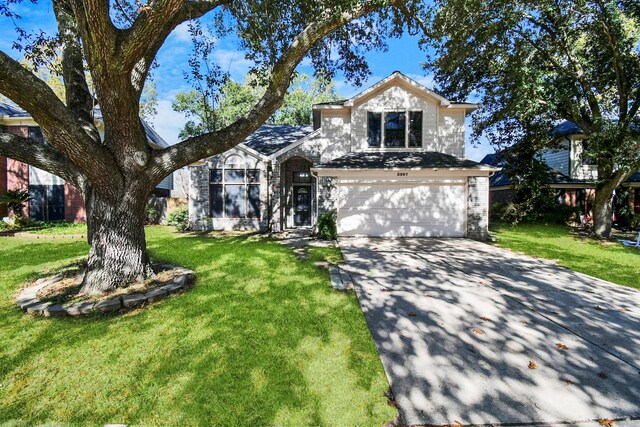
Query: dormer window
367,110,423,148
385,112,406,147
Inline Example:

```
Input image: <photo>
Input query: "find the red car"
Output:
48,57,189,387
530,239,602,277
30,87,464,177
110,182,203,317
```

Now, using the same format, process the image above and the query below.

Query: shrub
490,200,579,225
145,203,162,225
316,210,337,240
167,204,189,232
0,190,30,217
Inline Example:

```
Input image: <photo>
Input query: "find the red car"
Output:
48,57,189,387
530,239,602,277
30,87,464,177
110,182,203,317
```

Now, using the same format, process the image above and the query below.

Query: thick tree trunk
593,179,619,239
592,183,614,238
81,187,154,294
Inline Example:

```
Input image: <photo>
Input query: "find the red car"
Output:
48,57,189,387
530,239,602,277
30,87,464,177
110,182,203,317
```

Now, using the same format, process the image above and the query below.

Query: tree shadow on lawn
0,232,395,426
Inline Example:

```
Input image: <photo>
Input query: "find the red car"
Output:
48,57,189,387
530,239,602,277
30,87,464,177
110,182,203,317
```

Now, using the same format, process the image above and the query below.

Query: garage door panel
337,184,466,237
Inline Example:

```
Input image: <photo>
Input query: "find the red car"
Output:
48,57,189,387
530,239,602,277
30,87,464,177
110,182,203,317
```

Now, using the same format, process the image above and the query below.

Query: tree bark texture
592,181,615,239
81,185,154,294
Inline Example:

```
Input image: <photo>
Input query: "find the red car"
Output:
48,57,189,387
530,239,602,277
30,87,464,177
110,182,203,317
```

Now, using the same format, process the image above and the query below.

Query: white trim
312,104,348,110
343,72,452,107
269,128,321,160
444,104,480,113
312,167,499,178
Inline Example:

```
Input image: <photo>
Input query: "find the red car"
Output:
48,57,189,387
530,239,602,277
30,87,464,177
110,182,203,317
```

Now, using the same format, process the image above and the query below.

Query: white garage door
337,183,466,237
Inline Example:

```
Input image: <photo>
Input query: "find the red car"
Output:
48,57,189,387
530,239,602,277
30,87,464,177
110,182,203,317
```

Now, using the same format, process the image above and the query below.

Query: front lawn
491,223,639,289
0,227,395,425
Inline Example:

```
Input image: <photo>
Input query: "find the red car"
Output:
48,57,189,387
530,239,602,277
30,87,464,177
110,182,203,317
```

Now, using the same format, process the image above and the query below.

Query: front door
293,186,311,227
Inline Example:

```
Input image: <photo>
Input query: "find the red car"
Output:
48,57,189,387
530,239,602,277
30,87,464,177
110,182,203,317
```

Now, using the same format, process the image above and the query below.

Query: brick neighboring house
189,72,499,239
0,102,173,222
482,121,640,215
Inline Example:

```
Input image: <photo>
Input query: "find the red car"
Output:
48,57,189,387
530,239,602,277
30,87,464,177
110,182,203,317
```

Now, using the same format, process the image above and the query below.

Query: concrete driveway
339,238,640,426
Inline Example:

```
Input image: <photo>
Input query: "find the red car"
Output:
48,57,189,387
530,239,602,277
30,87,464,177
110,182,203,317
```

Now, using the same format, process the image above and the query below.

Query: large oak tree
423,0,640,238
0,0,422,293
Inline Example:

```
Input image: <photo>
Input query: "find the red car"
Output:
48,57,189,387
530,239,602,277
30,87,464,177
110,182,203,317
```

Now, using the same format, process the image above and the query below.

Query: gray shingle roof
315,151,492,170
627,172,640,183
552,121,584,138
0,102,168,148
489,168,596,188
0,101,30,118
242,124,313,156
480,152,503,167
313,100,347,107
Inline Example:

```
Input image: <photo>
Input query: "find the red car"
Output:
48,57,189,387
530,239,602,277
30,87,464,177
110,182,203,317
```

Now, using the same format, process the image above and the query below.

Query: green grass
0,226,394,426
1,221,88,235
491,223,640,289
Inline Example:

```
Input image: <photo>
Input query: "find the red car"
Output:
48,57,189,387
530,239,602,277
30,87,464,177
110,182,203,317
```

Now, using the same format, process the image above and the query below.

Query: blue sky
0,2,493,161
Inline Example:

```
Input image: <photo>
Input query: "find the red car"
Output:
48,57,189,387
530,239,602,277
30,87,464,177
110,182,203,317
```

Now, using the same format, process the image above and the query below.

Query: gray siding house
189,72,497,238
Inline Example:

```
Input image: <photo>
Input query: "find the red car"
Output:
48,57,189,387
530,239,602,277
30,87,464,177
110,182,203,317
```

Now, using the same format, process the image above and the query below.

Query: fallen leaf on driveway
528,361,538,369
562,378,575,385
407,312,417,317
472,328,483,335
598,371,608,379
556,342,569,350
519,320,529,325
598,419,616,427
479,316,492,322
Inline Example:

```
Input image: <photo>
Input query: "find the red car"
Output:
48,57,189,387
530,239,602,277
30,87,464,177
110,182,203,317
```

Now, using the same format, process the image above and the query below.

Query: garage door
337,183,466,237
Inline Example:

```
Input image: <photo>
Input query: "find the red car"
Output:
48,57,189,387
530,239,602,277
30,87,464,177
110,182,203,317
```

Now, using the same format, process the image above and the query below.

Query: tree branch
148,0,403,182
52,0,100,144
0,50,121,191
122,0,229,91
0,131,85,187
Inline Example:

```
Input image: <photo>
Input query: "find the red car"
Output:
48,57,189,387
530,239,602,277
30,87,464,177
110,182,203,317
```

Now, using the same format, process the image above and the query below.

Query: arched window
209,157,261,219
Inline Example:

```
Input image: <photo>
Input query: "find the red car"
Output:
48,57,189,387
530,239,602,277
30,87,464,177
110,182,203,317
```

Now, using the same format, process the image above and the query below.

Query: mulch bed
15,263,195,317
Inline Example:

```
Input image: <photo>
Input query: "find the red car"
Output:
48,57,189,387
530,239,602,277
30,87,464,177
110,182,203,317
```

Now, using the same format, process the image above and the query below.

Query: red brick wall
0,155,7,217
4,127,30,217
64,182,86,222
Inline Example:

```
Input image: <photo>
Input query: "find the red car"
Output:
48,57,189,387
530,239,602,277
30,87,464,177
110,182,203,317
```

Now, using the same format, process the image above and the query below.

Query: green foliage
173,73,341,139
0,189,30,217
316,210,337,240
144,203,163,225
167,204,189,232
269,74,341,125
426,0,640,214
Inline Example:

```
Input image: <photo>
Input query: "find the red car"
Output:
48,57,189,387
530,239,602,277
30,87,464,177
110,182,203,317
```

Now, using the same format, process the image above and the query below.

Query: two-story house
484,121,640,215
189,72,497,238
0,102,173,221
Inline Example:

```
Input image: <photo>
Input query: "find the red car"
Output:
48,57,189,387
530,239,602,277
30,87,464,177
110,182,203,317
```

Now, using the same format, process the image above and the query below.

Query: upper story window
367,110,423,148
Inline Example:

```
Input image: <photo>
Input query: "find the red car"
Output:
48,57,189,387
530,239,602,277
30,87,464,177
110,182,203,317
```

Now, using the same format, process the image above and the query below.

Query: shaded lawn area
0,226,395,426
6,221,88,235
491,223,639,290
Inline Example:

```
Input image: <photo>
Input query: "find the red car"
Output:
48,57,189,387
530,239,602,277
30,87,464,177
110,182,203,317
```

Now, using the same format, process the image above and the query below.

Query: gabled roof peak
312,71,479,112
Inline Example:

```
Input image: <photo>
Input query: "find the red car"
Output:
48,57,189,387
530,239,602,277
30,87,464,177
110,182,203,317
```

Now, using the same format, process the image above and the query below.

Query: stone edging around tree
1,231,86,239
15,266,195,317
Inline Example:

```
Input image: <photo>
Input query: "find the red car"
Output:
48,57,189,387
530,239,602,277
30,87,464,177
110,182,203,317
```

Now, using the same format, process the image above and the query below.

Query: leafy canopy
424,0,640,174
173,73,341,139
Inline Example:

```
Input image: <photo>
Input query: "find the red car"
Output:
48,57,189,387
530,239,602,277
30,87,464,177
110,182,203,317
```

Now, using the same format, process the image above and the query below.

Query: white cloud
212,49,254,81
407,73,436,90
170,22,192,42
149,97,187,146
